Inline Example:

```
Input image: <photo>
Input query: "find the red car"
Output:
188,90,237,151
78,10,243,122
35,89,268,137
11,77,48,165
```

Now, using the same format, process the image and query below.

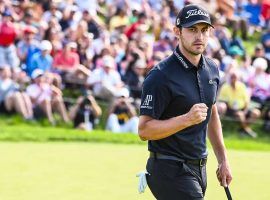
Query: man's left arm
208,104,232,187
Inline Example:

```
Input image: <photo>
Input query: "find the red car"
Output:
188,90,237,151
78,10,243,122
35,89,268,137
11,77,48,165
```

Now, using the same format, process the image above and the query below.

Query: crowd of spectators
0,0,270,136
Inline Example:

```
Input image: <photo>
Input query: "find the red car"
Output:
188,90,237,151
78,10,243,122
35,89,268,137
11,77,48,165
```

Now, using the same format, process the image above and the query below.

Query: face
229,73,238,85
1,67,11,79
175,23,210,56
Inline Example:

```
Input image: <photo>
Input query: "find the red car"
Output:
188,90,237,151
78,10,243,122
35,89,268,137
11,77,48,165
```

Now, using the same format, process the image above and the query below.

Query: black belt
149,152,207,167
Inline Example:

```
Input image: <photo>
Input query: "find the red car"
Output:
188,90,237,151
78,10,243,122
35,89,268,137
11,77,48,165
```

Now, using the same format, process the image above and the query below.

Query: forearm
138,114,191,141
208,105,228,163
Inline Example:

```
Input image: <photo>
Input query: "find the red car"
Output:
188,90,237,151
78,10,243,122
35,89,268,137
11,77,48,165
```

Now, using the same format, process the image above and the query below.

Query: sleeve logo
141,95,153,109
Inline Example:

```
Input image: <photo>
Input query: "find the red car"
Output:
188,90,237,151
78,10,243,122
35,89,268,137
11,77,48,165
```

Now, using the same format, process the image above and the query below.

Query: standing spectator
0,66,33,120
0,9,20,69
106,93,138,134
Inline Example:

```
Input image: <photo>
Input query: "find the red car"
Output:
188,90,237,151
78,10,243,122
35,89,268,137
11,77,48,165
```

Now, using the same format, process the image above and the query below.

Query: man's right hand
186,103,208,125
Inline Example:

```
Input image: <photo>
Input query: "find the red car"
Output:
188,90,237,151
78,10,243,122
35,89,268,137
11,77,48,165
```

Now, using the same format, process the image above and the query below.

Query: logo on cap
175,4,213,28
185,9,209,19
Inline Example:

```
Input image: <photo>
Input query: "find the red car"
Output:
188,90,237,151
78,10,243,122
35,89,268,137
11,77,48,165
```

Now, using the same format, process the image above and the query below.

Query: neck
178,44,201,67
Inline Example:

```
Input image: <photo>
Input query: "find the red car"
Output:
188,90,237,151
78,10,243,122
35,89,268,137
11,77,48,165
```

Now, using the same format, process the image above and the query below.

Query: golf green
0,142,269,200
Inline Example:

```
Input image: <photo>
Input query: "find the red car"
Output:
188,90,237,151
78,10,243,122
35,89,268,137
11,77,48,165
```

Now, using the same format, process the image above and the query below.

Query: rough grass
0,114,270,151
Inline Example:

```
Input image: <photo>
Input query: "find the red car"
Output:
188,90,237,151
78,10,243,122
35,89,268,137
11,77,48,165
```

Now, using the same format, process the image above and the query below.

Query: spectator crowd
0,0,270,136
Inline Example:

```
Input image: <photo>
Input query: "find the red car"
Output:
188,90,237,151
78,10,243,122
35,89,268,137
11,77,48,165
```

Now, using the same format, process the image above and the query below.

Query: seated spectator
124,59,146,99
238,55,255,85
251,43,270,74
264,108,270,132
106,92,138,134
28,40,61,88
0,66,33,120
53,41,90,83
26,69,69,125
218,70,261,138
153,30,174,53
87,55,129,102
248,58,270,106
69,95,102,131
261,27,270,60
27,40,53,76
17,26,40,71
109,7,129,33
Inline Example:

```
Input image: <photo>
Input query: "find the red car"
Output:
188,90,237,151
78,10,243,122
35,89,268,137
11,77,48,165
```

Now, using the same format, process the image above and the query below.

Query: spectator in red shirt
53,42,90,83
0,9,20,69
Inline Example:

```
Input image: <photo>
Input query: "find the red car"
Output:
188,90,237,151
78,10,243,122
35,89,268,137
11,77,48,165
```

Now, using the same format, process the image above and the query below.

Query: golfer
138,4,232,200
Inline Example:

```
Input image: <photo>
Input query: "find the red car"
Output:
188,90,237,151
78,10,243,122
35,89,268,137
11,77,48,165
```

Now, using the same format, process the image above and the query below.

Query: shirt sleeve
140,69,171,119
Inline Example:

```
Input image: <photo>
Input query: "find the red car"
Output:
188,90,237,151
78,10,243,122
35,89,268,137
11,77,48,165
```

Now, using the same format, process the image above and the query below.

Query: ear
173,26,181,37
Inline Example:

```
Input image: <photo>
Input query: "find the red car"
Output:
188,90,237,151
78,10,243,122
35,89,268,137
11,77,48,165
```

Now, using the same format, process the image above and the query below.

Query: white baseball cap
253,57,268,71
103,56,115,68
31,69,44,79
40,40,52,51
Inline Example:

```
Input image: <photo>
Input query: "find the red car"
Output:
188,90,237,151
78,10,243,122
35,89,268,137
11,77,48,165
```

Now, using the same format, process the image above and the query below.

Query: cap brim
181,20,214,28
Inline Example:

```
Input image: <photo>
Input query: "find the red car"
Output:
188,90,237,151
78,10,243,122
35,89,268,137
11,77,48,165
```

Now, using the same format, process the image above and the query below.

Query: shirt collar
173,46,205,70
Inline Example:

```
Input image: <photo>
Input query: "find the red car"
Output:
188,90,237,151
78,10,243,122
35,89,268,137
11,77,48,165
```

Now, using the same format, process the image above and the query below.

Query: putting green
0,142,269,200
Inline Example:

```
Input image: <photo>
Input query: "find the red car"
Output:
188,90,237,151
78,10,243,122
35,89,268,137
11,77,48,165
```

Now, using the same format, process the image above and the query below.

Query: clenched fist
186,103,208,125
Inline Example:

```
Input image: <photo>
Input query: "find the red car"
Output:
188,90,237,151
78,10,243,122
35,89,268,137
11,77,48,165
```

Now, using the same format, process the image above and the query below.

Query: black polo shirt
140,46,220,160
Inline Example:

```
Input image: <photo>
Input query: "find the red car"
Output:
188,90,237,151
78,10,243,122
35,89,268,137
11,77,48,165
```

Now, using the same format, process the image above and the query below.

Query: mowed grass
0,142,269,200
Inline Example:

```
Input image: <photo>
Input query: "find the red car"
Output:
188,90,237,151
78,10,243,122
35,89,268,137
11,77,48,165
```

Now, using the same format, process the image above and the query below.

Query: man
87,55,129,102
218,70,261,138
138,4,232,200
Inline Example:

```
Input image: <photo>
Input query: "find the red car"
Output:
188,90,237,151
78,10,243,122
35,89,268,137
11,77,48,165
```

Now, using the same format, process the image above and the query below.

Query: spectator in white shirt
87,55,129,102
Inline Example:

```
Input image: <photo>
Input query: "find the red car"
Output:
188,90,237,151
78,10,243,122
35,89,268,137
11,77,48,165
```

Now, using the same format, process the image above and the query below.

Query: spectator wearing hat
106,91,139,134
87,55,129,102
109,7,129,33
27,40,53,76
251,43,270,74
0,66,33,120
0,9,20,69
218,70,261,138
248,57,270,105
26,69,69,125
17,26,39,69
